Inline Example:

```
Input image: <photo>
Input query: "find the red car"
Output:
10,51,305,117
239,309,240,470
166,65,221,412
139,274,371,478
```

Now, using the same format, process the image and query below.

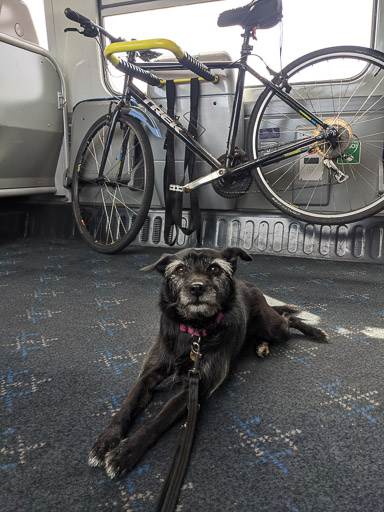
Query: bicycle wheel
72,113,154,253
247,46,384,224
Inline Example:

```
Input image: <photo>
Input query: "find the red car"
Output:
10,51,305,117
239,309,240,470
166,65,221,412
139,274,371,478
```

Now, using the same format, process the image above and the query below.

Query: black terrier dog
89,247,327,478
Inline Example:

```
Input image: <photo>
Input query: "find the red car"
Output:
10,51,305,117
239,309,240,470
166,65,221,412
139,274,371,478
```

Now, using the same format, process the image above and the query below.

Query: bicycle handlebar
64,7,91,25
64,7,120,42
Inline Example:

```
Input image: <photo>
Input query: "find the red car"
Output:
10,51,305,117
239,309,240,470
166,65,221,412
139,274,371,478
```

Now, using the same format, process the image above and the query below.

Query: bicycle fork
97,102,129,182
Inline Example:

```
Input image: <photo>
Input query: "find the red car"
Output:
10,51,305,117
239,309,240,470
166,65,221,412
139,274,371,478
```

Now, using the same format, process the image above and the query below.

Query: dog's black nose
190,282,205,297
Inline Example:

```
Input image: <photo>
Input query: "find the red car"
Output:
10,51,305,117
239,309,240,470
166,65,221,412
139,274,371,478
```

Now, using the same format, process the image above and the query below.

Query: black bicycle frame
99,28,328,191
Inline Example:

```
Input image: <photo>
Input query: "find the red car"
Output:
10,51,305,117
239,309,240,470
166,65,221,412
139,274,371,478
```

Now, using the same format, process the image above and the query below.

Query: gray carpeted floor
1,238,383,511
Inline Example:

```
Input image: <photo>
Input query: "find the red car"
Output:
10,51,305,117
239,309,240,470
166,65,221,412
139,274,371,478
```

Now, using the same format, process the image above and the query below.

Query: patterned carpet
1,238,383,511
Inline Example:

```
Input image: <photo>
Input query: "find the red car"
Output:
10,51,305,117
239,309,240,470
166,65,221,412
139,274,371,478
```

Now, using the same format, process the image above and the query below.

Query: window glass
103,0,374,93
24,0,48,49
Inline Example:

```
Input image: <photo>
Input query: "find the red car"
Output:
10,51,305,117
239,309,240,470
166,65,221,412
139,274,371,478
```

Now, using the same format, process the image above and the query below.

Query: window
102,0,375,93
24,0,48,49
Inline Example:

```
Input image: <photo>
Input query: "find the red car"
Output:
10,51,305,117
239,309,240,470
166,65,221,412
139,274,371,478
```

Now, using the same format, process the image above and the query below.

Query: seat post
224,28,253,164
240,28,253,61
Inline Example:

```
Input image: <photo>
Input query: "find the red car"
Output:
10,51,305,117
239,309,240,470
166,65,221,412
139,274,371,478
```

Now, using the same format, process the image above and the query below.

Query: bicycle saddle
218,0,282,30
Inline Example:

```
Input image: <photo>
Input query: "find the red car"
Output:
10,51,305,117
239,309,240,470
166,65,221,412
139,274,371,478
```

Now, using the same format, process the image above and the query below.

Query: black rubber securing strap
178,52,216,82
163,80,177,245
116,59,161,86
163,78,202,246
155,370,200,512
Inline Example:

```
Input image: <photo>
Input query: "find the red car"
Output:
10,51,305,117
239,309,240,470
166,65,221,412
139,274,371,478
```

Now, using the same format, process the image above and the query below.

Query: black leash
155,338,202,512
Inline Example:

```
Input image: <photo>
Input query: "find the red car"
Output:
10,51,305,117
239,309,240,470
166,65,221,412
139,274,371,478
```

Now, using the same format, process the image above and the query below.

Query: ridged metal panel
133,210,384,263
2,202,383,263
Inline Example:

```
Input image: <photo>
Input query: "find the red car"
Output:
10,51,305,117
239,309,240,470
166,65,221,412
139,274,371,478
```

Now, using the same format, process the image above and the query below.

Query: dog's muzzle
178,281,219,319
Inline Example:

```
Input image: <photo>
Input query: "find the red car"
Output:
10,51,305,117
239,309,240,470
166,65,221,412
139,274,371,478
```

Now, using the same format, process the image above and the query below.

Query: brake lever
64,27,82,34
64,25,98,38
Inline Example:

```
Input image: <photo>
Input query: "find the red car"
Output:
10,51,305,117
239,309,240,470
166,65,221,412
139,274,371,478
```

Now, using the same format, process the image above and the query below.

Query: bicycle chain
212,173,343,196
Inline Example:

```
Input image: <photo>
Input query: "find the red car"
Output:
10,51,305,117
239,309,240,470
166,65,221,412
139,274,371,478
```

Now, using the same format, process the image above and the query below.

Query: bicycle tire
246,46,384,224
72,113,154,253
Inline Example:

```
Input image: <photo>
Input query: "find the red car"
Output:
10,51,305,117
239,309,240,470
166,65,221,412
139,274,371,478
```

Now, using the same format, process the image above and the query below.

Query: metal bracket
57,92,66,110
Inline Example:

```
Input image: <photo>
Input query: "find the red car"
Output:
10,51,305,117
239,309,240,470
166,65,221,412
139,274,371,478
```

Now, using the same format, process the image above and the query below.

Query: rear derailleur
323,159,349,184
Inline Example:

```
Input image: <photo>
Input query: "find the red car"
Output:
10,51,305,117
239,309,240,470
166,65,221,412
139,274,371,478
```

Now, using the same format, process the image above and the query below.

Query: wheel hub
312,118,353,159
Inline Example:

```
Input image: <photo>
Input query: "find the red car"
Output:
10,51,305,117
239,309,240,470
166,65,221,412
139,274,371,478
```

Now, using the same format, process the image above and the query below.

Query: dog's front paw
104,437,143,479
88,425,123,468
256,341,270,358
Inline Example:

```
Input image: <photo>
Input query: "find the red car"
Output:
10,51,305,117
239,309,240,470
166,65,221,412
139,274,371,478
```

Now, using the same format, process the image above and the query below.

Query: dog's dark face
142,247,252,320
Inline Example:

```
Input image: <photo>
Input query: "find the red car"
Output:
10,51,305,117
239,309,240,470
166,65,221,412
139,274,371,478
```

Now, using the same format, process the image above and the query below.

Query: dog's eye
176,265,187,274
209,264,221,275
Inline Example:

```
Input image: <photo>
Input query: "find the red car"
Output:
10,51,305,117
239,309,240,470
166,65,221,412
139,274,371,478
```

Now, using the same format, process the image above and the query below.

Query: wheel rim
251,49,384,223
74,118,151,249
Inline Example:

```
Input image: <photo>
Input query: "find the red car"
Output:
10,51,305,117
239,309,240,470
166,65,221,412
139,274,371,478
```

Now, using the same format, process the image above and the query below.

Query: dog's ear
140,253,175,274
221,247,252,273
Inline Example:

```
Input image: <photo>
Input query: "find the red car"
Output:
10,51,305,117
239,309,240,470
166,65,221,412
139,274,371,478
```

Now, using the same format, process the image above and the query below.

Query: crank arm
169,168,227,192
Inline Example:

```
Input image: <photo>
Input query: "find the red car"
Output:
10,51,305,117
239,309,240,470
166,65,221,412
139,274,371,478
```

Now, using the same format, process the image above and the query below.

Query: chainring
211,152,253,199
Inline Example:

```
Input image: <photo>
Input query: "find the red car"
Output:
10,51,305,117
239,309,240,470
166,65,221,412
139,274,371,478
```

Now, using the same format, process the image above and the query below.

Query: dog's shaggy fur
88,247,327,478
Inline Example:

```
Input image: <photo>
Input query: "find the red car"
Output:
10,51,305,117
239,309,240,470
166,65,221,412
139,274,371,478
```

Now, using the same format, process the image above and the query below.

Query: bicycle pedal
169,184,185,192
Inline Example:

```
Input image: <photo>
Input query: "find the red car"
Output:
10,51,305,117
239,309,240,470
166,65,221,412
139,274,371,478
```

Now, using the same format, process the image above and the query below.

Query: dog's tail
272,304,300,316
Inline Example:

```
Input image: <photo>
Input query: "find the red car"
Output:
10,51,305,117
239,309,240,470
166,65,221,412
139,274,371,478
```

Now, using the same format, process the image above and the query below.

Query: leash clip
190,336,202,374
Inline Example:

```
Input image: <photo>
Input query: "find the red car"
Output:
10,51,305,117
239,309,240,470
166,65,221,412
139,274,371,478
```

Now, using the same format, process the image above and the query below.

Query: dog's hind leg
285,313,328,342
272,304,327,342
104,384,190,478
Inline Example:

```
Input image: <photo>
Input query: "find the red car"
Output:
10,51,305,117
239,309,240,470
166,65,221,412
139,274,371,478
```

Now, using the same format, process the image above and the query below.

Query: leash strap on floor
155,370,200,512
163,78,201,246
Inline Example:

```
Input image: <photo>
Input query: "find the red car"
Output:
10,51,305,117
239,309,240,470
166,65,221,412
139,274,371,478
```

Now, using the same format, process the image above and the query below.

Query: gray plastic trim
132,210,384,263
0,32,69,182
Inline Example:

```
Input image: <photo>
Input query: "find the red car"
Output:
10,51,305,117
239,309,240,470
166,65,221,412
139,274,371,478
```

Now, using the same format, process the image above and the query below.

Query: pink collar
179,312,224,337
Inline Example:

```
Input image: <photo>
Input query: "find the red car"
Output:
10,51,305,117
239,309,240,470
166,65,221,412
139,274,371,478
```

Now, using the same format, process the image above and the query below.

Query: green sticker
337,141,361,164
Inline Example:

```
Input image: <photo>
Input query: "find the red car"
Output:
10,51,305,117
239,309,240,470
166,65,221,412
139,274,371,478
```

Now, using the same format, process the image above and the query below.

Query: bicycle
64,0,384,254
